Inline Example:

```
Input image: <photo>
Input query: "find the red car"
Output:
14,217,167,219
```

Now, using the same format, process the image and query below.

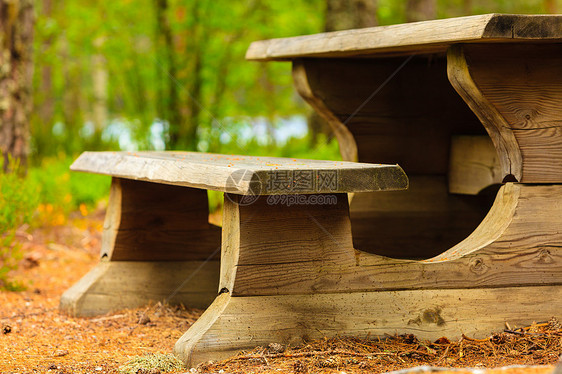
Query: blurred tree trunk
37,0,54,156
545,0,557,13
182,0,204,151
60,33,83,154
325,0,378,31
310,0,378,147
92,37,108,148
0,0,34,171
154,0,182,149
406,0,437,22
463,0,472,15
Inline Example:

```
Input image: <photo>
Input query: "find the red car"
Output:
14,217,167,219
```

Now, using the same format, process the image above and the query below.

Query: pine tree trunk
36,0,54,157
325,0,378,31
406,0,436,22
545,0,557,13
463,0,472,15
154,0,181,149
92,37,108,148
0,0,34,170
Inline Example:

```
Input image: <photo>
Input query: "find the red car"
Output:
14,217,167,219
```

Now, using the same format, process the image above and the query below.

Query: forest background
0,0,559,288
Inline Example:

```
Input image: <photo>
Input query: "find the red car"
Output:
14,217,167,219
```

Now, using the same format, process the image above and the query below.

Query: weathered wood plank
448,135,502,195
220,193,353,294
293,57,485,174
175,286,562,367
448,44,523,181
59,261,220,317
103,178,221,261
220,184,562,296
459,44,562,182
247,14,562,61
350,176,493,259
71,151,407,195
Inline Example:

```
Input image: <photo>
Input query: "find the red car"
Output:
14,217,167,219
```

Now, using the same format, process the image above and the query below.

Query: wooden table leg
448,43,562,183
60,178,221,317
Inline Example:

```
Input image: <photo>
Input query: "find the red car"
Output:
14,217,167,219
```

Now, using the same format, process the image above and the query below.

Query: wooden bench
60,151,407,317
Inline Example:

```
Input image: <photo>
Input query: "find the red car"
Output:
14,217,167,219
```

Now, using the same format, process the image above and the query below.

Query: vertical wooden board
448,135,502,195
100,178,123,259
447,44,521,181
235,193,354,266
484,184,562,251
109,178,221,261
219,195,241,292
219,193,356,295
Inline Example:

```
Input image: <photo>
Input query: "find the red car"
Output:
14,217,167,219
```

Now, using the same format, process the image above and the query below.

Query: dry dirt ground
0,211,561,374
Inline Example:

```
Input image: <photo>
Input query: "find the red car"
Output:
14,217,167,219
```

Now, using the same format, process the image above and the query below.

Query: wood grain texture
291,57,490,256
221,184,562,296
246,14,562,61
175,286,562,367
461,44,562,182
447,44,522,181
105,178,221,261
448,135,502,195
292,61,358,161
59,260,220,317
71,151,407,195
221,193,353,295
350,176,494,259
294,57,485,174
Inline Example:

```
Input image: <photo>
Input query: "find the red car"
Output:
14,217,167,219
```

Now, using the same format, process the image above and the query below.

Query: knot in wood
537,249,554,264
469,258,488,275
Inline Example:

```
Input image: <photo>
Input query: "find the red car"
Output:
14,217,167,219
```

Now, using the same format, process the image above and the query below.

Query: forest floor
0,210,561,374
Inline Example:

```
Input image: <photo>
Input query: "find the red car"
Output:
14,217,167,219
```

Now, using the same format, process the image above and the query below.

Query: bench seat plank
70,151,407,195
246,14,562,61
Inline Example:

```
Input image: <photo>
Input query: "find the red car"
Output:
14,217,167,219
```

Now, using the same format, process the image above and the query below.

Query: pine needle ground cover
0,210,560,373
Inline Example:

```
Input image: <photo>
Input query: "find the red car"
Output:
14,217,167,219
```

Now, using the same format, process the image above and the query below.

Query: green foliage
0,157,110,290
0,160,39,290
118,353,185,374
31,0,325,158
27,157,111,214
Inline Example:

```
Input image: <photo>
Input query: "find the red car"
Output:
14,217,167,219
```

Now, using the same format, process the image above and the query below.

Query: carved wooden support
292,57,493,258
174,185,562,366
60,178,222,316
448,43,562,183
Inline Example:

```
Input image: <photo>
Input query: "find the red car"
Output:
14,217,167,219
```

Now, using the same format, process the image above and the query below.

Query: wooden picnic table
62,14,562,368
173,14,562,366
248,13,562,260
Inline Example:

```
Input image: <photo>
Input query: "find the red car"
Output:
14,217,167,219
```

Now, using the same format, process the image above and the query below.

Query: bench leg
60,178,221,317
174,191,562,367
175,192,355,364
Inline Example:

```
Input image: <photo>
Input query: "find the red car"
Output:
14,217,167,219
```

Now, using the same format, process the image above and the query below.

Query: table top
246,14,562,61
71,151,408,195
